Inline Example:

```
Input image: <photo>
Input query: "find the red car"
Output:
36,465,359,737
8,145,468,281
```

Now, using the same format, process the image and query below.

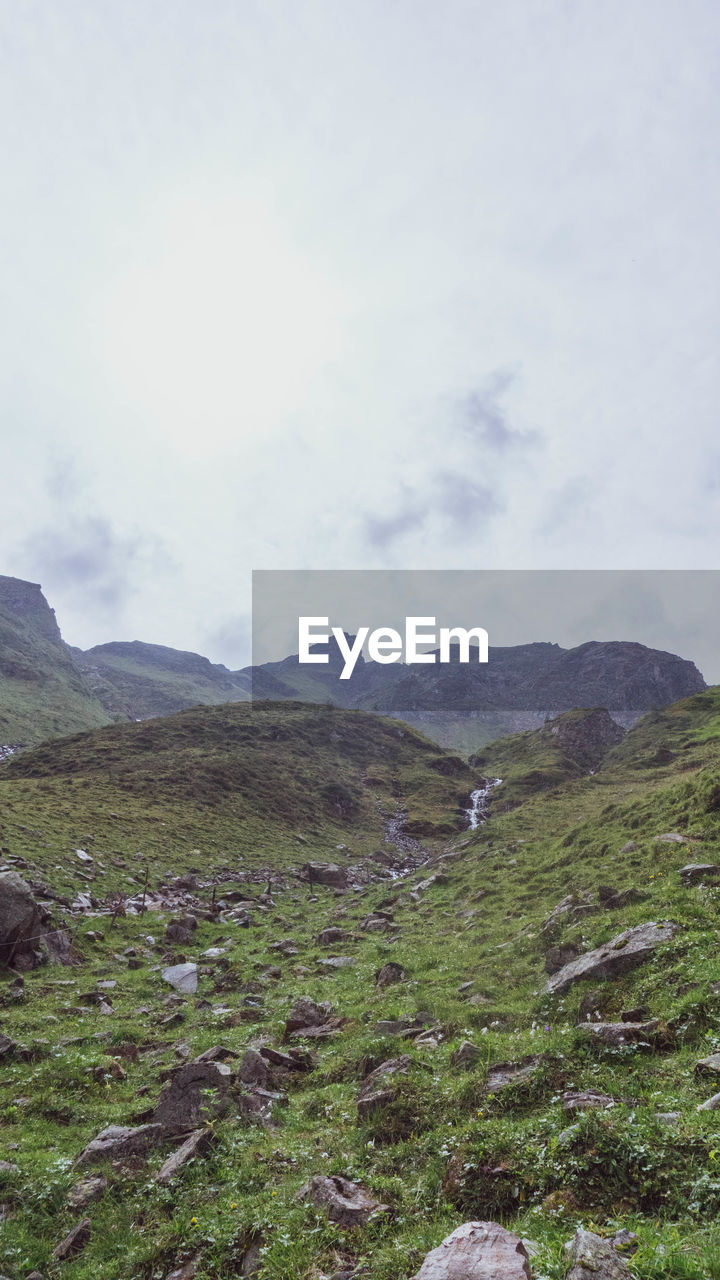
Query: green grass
3,691,720,1276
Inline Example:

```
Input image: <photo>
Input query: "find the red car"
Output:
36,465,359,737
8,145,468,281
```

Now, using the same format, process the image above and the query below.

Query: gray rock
300,862,348,888
52,1217,92,1259
0,1034,17,1059
284,996,332,1036
318,956,356,969
296,1174,389,1227
375,961,405,987
0,1161,19,1174
545,944,580,975
357,1056,410,1117
451,1041,481,1068
410,1220,531,1279
654,832,688,844
77,1123,164,1165
485,1056,542,1094
67,1175,108,1207
153,1061,232,1133
259,1045,313,1072
562,1089,616,1111
238,1049,269,1087
547,922,678,995
156,1128,213,1184
581,1020,661,1047
696,1052,720,1075
316,927,348,945
565,1228,632,1278
165,1258,201,1280
161,963,198,995
0,871,43,970
697,1092,720,1111
165,915,198,945
679,863,720,885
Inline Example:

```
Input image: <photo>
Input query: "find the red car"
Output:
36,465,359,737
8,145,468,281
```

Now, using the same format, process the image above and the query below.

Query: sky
2,0,719,669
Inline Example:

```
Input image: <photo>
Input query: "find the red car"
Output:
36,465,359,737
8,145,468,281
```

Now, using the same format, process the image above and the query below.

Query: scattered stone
67,1176,108,1208
485,1056,542,1094
0,1034,17,1060
153,1061,232,1133
695,1052,720,1075
268,939,299,957
284,996,332,1037
317,927,348,945
165,1257,201,1280
619,840,638,852
697,1092,720,1111
375,961,405,987
451,1041,481,1068
165,915,198,946
0,871,44,970
546,921,678,995
127,956,144,970
52,1217,92,1260
260,1045,313,1072
654,832,688,844
318,956,356,970
297,1174,389,1227
161,963,198,995
565,1228,632,1278
409,1220,531,1279
679,863,720,885
238,1049,269,1087
156,1128,213,1184
0,1161,19,1175
357,1056,410,1117
561,1090,616,1111
77,1124,164,1165
300,862,349,888
580,1020,661,1047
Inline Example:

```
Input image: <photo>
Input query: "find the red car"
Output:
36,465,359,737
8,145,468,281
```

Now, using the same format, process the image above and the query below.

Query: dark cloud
22,516,167,615
435,472,503,525
457,370,541,452
364,500,426,549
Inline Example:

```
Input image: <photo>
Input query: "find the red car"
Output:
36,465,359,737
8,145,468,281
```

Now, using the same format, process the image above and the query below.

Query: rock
0,1161,19,1174
679,863,720,885
565,1228,632,1278
318,956,356,970
268,939,299,957
541,891,596,936
0,1034,17,1060
156,1128,213,1184
357,1056,410,1117
259,1045,313,1072
545,944,580,975
77,1123,164,1165
238,1049,270,1087
375,961,405,987
414,874,447,894
695,1052,720,1075
580,1020,661,1047
284,996,332,1037
697,1092,720,1111
561,1090,616,1111
165,915,198,945
410,1220,531,1279
165,1257,201,1280
153,1061,232,1133
359,913,394,932
67,1175,108,1207
317,927,348,945
451,1041,481,1068
161,963,198,995
619,840,638,852
297,1174,389,1227
485,1056,542,1094
52,1217,92,1260
546,921,678,995
654,832,688,844
0,871,44,969
300,862,348,888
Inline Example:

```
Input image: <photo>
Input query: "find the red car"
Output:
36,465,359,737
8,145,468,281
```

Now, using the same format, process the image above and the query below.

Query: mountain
243,635,706,750
72,640,251,720
0,575,111,745
3,688,720,1274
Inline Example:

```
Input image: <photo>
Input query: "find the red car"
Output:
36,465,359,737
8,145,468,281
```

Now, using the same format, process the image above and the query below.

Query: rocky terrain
2,689,720,1276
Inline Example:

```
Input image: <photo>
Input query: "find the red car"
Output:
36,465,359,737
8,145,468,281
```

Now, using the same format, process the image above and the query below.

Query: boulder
580,1020,661,1047
679,863,720,886
67,1175,108,1207
545,944,580,975
546,922,678,995
357,1056,410,1117
161,963,198,995
318,956,356,970
451,1041,481,1068
165,915,198,946
0,871,44,970
375,962,405,987
410,1220,531,1279
316,927,348,945
695,1052,720,1075
284,996,332,1037
76,1123,164,1165
485,1056,542,1094
53,1218,91,1260
300,862,348,888
565,1228,632,1279
296,1174,389,1227
238,1049,270,1087
697,1092,720,1111
156,1128,213,1184
153,1061,232,1133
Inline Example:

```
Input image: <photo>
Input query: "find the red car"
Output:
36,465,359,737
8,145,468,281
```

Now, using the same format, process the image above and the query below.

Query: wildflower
190,1217,198,1225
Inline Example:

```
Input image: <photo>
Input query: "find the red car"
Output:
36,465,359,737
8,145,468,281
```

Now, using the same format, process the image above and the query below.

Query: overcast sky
2,0,719,668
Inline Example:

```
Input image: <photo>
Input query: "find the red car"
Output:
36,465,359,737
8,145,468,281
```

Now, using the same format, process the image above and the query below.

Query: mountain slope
0,575,112,745
73,640,251,720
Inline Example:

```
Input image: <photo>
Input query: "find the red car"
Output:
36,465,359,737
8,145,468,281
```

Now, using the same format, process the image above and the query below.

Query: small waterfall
465,777,502,829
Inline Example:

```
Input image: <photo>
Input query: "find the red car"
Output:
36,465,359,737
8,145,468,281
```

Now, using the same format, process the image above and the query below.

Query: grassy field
2,695,720,1277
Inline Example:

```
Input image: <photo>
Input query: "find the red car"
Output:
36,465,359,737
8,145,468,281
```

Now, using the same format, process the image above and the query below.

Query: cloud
203,613,252,669
22,516,168,617
364,497,426,549
456,370,542,453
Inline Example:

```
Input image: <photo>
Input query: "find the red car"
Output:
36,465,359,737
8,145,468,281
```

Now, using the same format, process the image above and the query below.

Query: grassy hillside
2,693,720,1277
0,576,112,745
74,642,251,721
